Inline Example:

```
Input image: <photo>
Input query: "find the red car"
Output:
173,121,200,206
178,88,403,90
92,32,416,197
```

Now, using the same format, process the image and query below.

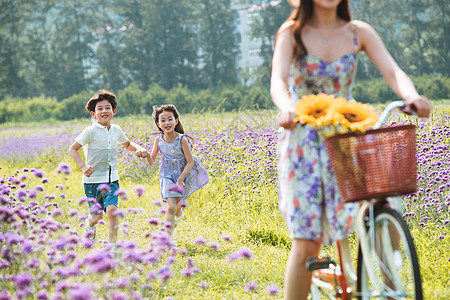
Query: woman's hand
404,96,431,118
278,110,297,130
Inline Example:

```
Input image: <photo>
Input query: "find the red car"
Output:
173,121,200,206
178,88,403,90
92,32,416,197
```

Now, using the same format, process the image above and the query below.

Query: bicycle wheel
356,207,422,299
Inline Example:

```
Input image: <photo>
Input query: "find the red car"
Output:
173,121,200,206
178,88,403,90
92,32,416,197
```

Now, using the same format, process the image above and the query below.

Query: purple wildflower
28,189,37,198
148,218,159,226
153,199,162,206
222,235,232,242
193,236,206,244
55,162,72,175
168,183,184,193
209,242,220,250
114,188,128,200
33,169,44,178
246,281,258,292
0,258,10,269
12,272,33,289
98,184,111,193
147,271,157,280
36,290,48,300
113,209,125,218
228,247,254,261
266,284,280,295
181,267,194,277
134,185,145,197
158,266,172,281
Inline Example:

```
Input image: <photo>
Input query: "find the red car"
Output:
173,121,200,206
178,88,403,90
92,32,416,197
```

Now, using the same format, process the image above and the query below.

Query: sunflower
332,100,379,132
295,93,343,126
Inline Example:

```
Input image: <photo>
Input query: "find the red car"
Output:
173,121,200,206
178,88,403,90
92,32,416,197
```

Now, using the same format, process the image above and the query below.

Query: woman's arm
270,23,298,129
177,137,194,186
356,20,431,117
146,138,159,166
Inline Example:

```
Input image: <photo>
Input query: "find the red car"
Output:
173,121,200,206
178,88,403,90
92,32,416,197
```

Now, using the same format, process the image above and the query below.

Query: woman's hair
152,104,185,134
276,0,351,59
86,90,117,112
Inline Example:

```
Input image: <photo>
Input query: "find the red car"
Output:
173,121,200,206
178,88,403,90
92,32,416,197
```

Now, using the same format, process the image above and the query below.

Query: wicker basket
324,124,417,202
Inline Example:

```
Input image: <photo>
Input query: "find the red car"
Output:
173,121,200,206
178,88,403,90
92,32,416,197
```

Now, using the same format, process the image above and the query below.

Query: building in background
233,1,281,84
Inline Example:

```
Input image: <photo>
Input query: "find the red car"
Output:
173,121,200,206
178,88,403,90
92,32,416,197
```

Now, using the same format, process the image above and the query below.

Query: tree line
0,0,448,104
0,74,447,124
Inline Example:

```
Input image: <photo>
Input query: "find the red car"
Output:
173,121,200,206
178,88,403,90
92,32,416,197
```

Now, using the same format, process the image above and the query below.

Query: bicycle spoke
357,208,422,299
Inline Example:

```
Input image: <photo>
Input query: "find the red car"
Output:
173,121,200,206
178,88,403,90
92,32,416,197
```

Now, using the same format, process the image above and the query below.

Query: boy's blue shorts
84,181,120,215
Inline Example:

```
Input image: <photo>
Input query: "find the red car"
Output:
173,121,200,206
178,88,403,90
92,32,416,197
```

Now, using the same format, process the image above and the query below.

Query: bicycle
306,101,423,299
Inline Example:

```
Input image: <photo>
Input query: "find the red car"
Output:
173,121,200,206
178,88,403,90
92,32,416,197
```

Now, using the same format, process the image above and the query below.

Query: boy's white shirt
75,121,128,184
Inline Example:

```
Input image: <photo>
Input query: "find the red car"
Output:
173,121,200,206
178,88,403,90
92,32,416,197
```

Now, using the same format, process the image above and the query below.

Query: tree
196,0,239,88
248,0,292,86
49,0,99,99
0,0,29,97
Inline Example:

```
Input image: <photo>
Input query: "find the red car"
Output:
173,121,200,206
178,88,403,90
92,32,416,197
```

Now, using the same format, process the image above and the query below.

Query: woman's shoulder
351,20,380,45
278,20,296,34
351,20,377,35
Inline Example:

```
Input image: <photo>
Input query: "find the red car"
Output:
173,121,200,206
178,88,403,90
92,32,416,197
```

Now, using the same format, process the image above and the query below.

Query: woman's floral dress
278,23,360,244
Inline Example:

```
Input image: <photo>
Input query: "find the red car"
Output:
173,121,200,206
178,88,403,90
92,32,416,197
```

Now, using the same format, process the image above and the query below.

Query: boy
69,90,148,253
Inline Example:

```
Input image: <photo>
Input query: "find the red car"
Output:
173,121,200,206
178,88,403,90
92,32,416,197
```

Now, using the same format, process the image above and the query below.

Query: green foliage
54,90,92,120
1,74,447,123
0,95,58,123
352,74,449,103
116,83,145,117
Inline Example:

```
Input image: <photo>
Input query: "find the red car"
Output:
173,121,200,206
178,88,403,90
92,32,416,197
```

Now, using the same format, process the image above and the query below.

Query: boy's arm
177,137,194,187
122,140,149,158
68,141,95,177
146,138,159,166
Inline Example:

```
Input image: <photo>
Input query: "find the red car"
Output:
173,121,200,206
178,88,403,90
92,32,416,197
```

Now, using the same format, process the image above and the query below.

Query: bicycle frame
310,100,412,299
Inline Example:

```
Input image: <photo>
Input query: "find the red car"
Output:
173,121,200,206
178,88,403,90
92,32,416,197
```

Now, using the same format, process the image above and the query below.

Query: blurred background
0,0,448,121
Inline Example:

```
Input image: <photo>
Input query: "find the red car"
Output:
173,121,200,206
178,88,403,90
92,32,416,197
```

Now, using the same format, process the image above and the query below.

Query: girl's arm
146,138,160,167
270,22,297,129
122,140,149,158
68,141,95,177
177,136,195,187
356,20,431,117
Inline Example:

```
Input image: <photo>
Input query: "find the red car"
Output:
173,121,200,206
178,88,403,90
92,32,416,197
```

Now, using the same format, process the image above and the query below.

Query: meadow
0,104,449,299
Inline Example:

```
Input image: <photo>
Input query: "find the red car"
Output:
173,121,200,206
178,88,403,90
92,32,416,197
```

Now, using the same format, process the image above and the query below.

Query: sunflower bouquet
294,93,378,138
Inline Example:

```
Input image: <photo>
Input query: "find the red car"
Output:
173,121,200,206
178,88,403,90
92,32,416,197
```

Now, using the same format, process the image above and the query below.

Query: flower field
0,105,449,299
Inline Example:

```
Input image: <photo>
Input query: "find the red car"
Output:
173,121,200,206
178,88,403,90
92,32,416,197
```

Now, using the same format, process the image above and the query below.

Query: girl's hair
276,0,351,59
152,104,185,134
86,90,117,112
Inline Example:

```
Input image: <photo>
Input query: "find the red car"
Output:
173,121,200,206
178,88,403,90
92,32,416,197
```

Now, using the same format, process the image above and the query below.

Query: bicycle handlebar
372,101,416,130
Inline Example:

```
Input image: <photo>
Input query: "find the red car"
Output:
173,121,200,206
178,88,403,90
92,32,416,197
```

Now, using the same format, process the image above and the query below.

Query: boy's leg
88,213,103,228
106,204,119,244
103,181,120,251
84,183,104,243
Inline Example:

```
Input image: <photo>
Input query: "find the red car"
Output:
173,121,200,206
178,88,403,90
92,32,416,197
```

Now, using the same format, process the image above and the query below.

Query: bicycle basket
324,124,416,202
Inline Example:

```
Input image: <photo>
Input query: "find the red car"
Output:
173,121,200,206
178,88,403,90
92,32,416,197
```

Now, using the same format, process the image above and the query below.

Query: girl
270,0,431,299
146,104,209,242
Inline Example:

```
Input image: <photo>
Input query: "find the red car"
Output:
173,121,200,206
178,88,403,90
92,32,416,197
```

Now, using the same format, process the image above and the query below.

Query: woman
270,0,430,299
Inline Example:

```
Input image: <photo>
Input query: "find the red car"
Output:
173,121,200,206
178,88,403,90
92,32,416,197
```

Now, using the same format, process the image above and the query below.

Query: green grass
1,106,449,299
